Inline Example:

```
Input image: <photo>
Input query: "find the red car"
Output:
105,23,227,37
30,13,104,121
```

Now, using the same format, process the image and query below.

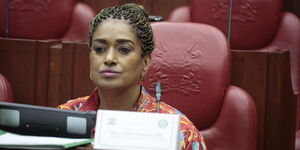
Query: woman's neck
97,86,141,111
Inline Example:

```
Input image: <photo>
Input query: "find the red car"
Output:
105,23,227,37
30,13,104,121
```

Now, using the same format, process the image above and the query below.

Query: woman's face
90,19,151,90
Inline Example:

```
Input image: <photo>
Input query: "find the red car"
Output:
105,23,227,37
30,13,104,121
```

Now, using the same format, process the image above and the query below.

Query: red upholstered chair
0,0,95,41
0,74,14,102
169,1,300,148
169,0,299,95
144,22,257,150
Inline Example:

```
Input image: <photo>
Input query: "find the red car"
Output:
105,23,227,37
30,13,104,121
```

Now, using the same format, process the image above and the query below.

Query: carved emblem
146,41,204,95
10,0,51,12
211,0,257,22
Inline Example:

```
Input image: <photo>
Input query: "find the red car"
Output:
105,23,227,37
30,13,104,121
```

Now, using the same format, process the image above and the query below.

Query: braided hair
88,3,154,57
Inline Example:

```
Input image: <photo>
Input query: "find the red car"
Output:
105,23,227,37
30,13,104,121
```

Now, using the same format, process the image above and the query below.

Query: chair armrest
201,85,257,150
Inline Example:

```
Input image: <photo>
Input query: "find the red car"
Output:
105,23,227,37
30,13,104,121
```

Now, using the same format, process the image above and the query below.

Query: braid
88,3,154,57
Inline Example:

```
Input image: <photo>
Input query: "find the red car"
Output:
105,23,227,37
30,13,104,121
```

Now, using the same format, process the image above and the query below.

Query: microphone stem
227,0,233,43
5,0,10,38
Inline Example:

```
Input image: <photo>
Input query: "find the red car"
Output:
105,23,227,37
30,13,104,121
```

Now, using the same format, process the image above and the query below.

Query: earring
139,72,145,84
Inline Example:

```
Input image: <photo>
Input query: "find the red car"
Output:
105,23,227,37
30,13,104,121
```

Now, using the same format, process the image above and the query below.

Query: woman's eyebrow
117,39,135,45
92,39,135,45
93,39,107,44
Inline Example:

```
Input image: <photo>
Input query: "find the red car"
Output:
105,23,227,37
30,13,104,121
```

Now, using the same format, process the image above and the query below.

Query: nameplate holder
94,110,180,150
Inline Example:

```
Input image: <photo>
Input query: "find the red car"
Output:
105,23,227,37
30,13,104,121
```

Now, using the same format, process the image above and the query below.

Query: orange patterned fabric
58,87,207,150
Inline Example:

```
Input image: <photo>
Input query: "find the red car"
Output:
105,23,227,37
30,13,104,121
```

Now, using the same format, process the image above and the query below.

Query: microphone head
155,82,161,94
155,82,162,103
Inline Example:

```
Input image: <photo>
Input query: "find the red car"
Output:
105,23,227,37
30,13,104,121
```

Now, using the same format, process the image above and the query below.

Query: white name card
94,110,180,150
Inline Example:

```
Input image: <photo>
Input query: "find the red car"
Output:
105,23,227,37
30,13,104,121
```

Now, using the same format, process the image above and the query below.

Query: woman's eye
94,46,106,53
118,47,131,55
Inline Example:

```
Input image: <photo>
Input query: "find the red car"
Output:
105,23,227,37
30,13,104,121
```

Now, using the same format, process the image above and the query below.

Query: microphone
155,82,162,113
149,16,164,22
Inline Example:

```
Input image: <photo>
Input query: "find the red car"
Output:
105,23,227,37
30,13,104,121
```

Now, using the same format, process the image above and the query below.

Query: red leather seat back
190,0,283,49
144,22,230,129
0,74,14,102
0,0,74,39
62,2,95,41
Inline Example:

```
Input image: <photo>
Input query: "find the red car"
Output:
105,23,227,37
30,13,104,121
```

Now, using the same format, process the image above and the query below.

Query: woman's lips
100,69,120,78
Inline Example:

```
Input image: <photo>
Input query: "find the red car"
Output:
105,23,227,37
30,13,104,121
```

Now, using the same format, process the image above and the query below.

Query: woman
58,3,206,150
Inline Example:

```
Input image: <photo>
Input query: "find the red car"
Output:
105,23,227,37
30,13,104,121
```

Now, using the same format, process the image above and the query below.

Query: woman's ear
140,55,151,83
142,55,151,74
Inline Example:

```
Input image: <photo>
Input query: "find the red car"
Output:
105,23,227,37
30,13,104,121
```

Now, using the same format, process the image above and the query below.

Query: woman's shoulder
57,96,90,110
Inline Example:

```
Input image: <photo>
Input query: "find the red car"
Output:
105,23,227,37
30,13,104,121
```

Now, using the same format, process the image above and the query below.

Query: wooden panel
0,38,36,104
72,42,94,98
0,38,60,106
231,50,297,150
35,40,59,106
52,42,94,105
231,50,268,150
59,42,75,104
47,44,63,107
265,51,296,150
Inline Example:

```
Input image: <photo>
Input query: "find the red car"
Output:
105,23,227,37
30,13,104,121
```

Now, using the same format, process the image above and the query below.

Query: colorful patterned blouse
58,87,207,150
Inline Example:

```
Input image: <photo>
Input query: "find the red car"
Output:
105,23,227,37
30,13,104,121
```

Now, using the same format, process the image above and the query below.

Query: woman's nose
104,48,117,66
